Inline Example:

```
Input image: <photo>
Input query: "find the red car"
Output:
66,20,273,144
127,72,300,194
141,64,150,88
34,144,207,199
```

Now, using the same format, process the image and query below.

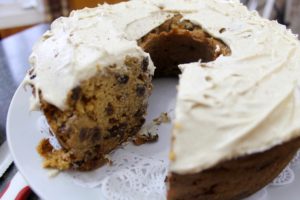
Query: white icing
25,0,300,175
25,0,173,110
169,0,300,173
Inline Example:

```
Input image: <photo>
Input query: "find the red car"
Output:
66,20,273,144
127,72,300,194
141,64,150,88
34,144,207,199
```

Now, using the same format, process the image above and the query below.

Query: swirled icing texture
25,0,300,174
165,0,300,173
25,1,173,110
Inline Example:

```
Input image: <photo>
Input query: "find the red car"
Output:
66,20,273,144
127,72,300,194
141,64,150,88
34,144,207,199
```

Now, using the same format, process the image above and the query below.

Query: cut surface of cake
24,0,300,199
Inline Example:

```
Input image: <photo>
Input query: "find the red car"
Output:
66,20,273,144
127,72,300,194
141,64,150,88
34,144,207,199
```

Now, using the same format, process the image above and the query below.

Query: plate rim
6,84,102,200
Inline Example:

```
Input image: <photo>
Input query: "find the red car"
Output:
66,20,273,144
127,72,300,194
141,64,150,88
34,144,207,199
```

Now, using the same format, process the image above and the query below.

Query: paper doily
38,115,300,200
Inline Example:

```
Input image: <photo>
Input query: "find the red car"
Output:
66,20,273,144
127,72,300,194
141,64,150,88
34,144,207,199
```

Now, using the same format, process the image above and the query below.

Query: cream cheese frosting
25,0,300,174
166,0,300,173
25,0,173,110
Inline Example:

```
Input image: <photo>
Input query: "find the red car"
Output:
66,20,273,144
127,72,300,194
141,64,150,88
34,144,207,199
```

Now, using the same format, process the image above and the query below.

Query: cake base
168,137,300,200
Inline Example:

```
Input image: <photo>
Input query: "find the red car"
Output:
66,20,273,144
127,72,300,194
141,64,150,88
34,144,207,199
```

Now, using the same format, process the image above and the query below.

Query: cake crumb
153,112,170,125
133,132,158,146
105,155,113,166
132,112,170,146
48,169,60,178
37,138,71,170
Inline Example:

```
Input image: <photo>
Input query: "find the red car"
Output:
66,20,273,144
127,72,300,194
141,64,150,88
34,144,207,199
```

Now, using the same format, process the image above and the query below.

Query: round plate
6,78,300,200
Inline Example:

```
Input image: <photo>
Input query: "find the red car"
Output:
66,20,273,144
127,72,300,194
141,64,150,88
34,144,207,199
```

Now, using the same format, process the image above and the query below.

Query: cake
24,0,300,199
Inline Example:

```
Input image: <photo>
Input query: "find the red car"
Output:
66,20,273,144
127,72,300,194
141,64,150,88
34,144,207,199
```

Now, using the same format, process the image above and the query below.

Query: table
0,23,49,199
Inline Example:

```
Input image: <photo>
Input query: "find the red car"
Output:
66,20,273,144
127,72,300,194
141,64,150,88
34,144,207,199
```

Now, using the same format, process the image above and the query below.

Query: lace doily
38,115,300,200
101,152,167,200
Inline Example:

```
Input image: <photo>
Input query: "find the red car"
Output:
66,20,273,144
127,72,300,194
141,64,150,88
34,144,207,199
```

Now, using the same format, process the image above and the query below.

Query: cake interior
37,15,230,171
139,15,231,76
38,56,152,170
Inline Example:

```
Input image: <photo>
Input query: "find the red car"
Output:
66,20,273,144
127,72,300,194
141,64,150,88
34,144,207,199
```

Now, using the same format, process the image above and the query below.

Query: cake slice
35,55,152,170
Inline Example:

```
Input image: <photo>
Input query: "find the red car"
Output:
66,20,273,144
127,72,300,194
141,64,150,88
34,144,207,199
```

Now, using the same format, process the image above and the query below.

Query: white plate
7,78,300,200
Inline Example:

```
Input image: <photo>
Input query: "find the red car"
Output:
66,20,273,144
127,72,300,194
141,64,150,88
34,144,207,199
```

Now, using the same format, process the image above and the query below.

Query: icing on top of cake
163,0,300,173
25,0,300,174
25,0,173,110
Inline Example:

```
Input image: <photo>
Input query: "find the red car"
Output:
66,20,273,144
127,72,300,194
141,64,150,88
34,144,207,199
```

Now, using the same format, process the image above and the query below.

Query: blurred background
0,0,300,39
